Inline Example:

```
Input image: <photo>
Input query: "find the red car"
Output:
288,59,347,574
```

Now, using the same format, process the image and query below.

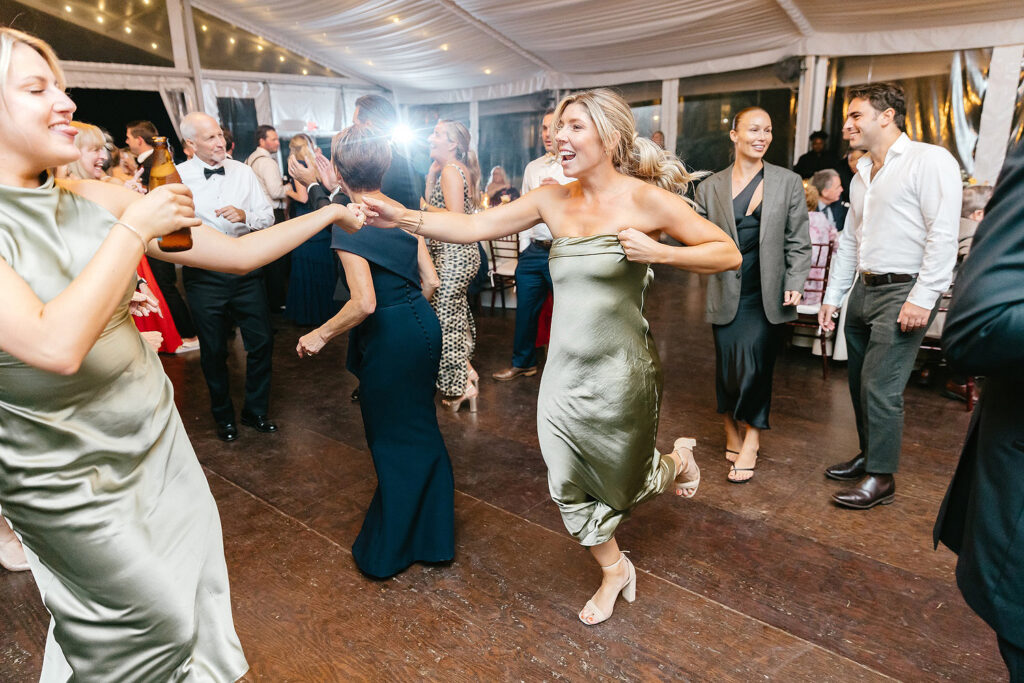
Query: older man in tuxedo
934,139,1024,682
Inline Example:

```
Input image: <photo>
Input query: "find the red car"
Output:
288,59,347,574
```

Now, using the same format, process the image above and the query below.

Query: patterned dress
427,164,481,396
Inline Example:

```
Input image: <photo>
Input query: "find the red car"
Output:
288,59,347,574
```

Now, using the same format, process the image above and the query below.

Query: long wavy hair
436,119,481,206
552,88,707,198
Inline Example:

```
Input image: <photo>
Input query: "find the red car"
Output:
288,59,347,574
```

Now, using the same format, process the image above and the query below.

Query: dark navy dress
286,188,340,326
712,168,781,430
331,225,455,578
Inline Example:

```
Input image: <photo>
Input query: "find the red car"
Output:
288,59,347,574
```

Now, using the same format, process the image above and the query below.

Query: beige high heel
579,553,636,625
0,525,30,572
442,381,479,413
672,437,700,498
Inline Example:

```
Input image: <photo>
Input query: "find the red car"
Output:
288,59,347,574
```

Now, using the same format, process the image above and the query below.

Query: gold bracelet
413,210,424,235
114,221,149,251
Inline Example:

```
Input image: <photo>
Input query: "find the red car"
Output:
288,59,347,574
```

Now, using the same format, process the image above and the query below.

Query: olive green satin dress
538,235,675,546
0,178,248,682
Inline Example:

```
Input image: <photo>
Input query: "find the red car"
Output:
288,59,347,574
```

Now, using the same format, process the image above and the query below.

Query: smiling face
0,42,78,184
427,121,457,163
843,97,889,151
79,143,105,179
553,103,614,177
729,109,772,161
189,114,226,166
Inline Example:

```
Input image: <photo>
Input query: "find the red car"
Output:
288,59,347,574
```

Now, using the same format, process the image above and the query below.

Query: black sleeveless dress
331,225,455,577
711,168,781,430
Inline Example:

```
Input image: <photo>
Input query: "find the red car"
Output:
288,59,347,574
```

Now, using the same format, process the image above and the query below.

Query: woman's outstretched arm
359,185,552,243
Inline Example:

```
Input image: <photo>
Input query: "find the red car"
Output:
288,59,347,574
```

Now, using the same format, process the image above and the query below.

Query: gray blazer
696,162,812,325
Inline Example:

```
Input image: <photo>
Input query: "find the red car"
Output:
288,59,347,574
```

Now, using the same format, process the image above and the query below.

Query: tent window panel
677,89,796,174
826,50,991,175
217,97,259,163
478,111,546,191
3,0,173,66
191,8,340,77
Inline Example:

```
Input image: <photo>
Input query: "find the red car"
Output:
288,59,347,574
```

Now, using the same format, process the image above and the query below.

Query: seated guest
810,168,849,231
958,184,994,257
801,185,838,306
489,185,520,206
295,124,452,579
650,130,666,149
794,131,838,179
484,165,511,198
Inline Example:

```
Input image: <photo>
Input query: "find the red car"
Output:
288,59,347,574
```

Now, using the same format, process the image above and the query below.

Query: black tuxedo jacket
821,200,849,232
934,140,1024,648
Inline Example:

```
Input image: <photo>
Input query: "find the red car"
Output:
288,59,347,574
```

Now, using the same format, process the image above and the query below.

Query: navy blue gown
285,186,340,326
331,224,455,578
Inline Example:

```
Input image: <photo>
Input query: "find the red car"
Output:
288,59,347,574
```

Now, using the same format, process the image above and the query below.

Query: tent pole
661,79,679,156
171,0,206,116
973,44,1024,185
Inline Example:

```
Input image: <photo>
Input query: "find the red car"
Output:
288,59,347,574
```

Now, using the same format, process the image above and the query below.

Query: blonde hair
437,119,481,205
803,183,820,212
289,133,316,169
553,88,705,196
65,122,106,180
0,27,65,104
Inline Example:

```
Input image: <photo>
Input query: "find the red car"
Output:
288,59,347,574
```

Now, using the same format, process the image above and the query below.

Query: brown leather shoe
491,366,538,381
832,474,895,509
825,453,866,481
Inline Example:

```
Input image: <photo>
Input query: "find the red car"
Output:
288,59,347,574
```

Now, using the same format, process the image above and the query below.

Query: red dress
133,256,184,353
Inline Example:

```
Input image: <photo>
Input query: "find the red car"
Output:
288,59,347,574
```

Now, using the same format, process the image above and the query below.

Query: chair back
488,234,520,277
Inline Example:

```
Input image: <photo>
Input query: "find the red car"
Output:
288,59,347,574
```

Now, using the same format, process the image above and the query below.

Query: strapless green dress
0,178,247,681
538,235,675,546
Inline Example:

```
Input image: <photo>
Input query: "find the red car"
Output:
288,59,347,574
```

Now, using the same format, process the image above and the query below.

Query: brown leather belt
861,272,916,286
531,239,552,250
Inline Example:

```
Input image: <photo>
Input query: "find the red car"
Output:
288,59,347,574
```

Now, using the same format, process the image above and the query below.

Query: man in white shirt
492,108,574,381
177,112,277,442
246,125,289,310
819,83,961,509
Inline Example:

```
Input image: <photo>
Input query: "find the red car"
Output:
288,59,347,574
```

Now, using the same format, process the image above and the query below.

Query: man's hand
288,156,316,187
819,304,839,332
313,149,339,193
897,301,931,332
215,205,246,224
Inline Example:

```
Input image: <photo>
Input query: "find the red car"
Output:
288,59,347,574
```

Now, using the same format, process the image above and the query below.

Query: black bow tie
204,166,226,179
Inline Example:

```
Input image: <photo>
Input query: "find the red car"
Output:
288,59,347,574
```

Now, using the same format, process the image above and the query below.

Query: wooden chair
788,238,835,379
487,235,519,312
919,264,976,411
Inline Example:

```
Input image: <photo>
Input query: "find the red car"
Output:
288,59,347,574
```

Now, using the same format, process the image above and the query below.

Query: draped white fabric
268,83,346,135
190,0,1024,102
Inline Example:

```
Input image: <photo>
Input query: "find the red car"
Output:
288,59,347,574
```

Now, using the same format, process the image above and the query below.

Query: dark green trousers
844,279,937,474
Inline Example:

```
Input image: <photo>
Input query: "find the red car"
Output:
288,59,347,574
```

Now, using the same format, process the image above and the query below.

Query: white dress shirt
519,153,573,252
177,157,274,237
823,133,961,310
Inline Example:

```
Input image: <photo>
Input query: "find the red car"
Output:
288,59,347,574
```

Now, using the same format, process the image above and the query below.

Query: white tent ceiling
192,0,1024,103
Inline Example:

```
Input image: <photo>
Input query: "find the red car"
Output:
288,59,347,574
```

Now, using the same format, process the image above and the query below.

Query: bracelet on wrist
114,221,149,251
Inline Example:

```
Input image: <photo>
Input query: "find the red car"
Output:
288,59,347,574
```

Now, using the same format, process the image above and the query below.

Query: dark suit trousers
263,208,291,310
511,243,552,369
148,258,196,338
1000,636,1024,683
183,267,274,422
844,279,936,473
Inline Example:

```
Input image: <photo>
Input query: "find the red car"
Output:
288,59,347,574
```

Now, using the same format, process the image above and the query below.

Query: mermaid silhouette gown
538,235,676,546
0,177,247,681
332,225,455,578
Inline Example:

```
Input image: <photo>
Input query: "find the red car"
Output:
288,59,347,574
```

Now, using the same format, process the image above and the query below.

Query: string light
124,26,132,34
201,24,208,31
64,5,72,12
257,45,264,51
389,15,400,23
279,55,285,62
302,68,308,75
96,16,104,23
151,42,158,49
229,37,236,44
439,43,449,51
483,68,492,75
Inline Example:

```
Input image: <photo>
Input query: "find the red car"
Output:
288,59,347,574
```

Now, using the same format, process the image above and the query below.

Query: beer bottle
147,136,193,251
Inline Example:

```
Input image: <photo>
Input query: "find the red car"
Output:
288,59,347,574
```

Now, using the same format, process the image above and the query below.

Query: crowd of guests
0,24,1020,682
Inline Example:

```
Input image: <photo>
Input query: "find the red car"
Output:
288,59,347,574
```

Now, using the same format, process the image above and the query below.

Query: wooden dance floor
0,266,1003,681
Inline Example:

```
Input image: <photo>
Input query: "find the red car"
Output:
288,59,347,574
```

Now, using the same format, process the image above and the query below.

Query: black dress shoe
216,421,238,442
832,474,895,509
240,412,278,433
825,453,867,481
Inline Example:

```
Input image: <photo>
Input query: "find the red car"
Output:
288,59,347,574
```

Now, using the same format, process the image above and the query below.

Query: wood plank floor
0,266,1003,681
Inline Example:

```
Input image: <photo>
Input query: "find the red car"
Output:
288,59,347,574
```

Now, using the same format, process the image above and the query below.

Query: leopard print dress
427,164,481,397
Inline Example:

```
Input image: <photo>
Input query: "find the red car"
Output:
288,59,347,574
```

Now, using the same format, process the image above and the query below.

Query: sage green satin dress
0,178,248,682
538,235,675,546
